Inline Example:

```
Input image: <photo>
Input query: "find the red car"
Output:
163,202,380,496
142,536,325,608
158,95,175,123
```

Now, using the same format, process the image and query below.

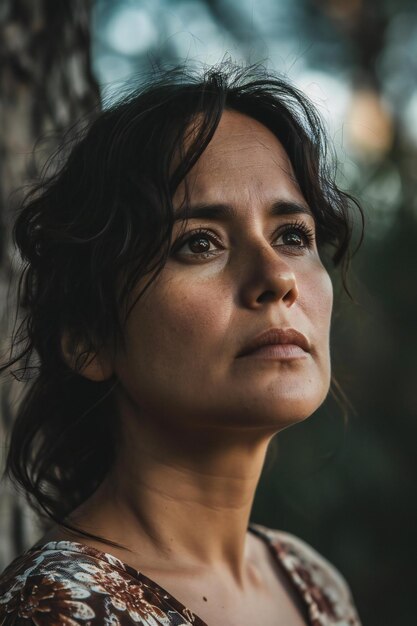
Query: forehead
174,110,306,209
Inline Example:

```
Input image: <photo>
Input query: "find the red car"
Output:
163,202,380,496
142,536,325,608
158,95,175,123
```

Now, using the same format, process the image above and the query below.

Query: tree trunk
0,0,100,571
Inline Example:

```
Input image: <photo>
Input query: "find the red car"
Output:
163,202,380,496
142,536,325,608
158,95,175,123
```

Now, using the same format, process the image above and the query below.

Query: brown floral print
251,525,361,626
1,574,94,625
0,525,361,626
0,542,191,625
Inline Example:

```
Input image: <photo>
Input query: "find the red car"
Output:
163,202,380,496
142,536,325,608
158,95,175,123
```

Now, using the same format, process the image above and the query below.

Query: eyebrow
173,200,315,223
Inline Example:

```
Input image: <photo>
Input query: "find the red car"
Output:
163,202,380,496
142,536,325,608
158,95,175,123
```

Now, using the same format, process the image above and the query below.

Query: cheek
299,262,333,327
295,263,333,393
310,268,333,380
121,273,228,381
160,277,227,347
114,272,233,422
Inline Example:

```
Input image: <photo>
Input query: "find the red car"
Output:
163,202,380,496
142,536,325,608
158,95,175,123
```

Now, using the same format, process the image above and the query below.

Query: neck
70,393,275,585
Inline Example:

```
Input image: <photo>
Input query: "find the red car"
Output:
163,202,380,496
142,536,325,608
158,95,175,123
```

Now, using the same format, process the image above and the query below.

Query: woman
0,63,364,625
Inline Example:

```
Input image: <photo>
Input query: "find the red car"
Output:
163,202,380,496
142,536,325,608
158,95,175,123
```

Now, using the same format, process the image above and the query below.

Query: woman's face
112,110,333,435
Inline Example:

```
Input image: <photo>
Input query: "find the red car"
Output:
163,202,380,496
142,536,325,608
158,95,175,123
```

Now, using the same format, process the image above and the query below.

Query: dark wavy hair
0,62,364,544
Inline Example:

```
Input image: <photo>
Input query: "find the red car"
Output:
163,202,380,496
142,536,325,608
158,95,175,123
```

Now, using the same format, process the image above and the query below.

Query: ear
61,332,114,382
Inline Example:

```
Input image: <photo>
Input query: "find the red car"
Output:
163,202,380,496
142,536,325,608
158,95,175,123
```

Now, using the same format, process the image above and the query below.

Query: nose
238,239,299,309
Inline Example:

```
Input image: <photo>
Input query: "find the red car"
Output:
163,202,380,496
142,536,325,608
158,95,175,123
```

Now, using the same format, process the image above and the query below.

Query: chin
247,379,330,428
205,392,325,434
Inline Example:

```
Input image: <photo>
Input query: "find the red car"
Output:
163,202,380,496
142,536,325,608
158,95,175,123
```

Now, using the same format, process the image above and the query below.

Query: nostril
256,290,277,304
284,286,299,307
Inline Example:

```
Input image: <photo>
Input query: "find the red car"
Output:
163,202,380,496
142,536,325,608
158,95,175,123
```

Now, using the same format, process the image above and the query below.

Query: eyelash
172,219,316,259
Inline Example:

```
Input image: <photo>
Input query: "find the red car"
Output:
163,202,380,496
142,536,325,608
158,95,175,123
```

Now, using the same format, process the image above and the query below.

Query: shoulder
251,523,362,625
0,541,179,625
255,524,352,598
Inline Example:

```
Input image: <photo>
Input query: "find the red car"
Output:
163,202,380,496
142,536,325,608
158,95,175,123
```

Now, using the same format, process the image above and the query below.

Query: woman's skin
45,110,333,626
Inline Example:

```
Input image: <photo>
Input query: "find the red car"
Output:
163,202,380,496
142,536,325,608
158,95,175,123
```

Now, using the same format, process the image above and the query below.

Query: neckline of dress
28,523,311,626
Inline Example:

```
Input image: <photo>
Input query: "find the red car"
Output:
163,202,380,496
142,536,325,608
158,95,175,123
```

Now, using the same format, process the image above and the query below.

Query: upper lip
237,327,311,357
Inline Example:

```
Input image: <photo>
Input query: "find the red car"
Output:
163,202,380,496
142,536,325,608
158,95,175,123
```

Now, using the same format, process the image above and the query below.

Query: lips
237,327,311,357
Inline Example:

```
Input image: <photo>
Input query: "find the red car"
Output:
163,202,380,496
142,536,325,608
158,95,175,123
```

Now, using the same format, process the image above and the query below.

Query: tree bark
0,0,100,570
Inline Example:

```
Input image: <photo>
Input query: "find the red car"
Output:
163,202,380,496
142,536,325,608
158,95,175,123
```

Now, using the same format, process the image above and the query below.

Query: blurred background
1,1,416,625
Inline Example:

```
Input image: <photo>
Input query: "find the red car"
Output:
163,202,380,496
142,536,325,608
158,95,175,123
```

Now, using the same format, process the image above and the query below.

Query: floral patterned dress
0,523,361,626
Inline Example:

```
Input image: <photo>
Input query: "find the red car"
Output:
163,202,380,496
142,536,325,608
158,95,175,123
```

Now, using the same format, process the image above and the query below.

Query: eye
275,219,316,250
172,228,223,259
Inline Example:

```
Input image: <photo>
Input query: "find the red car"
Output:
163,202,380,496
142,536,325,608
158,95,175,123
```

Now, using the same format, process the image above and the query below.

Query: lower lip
240,344,308,360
